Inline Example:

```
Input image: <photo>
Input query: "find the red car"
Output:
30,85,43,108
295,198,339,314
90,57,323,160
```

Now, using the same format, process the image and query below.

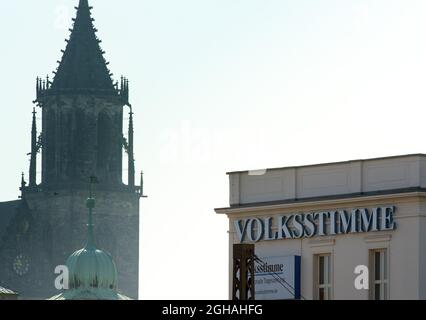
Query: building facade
216,154,426,300
0,0,141,299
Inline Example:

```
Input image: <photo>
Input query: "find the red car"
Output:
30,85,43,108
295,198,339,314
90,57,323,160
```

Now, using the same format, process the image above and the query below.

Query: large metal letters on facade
235,206,397,243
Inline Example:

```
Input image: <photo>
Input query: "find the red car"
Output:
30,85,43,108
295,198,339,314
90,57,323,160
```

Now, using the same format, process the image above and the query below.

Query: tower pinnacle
29,108,37,187
50,0,114,94
128,107,135,188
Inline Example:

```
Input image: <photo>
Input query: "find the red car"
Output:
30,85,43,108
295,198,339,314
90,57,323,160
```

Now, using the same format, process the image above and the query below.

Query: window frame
314,253,333,300
369,248,389,300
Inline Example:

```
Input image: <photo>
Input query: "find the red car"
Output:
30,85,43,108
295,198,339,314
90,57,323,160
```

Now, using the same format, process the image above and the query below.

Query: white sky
2,0,426,299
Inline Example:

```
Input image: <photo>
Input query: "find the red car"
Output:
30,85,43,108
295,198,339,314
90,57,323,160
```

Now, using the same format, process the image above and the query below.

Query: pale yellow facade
216,154,426,300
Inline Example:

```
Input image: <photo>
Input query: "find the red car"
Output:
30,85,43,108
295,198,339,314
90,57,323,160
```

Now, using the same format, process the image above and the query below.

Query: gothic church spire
50,0,115,94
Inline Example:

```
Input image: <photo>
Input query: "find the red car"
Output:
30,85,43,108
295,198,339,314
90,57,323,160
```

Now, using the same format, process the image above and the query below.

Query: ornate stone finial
21,172,25,187
19,172,27,198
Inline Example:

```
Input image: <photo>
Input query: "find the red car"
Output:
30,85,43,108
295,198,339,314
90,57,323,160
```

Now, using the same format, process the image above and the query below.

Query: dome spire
85,175,98,249
49,174,130,299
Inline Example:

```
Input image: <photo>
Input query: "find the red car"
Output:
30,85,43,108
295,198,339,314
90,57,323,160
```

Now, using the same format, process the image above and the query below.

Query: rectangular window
315,254,332,300
370,249,388,300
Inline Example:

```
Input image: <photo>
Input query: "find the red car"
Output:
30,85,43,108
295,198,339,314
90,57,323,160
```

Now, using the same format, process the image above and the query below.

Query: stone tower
0,0,141,299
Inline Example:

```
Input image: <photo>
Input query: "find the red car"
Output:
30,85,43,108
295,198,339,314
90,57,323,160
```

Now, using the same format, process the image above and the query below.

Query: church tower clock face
13,254,30,276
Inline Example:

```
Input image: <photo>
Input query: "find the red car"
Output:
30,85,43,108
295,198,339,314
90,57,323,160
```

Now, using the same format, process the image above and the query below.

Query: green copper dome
66,245,118,290
49,246,126,300
49,177,132,300
66,196,118,291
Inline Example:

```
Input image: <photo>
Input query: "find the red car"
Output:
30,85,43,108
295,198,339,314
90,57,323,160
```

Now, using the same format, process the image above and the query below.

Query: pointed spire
20,172,26,198
128,107,135,188
29,108,37,187
36,77,43,99
21,172,25,185
50,0,115,95
79,0,90,8
119,76,130,103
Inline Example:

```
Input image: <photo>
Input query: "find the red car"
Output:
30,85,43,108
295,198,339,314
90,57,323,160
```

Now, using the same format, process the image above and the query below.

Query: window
370,249,388,300
315,254,332,300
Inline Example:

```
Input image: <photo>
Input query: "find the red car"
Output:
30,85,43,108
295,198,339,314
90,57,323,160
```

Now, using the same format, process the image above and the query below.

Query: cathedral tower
35,0,132,189
0,0,140,299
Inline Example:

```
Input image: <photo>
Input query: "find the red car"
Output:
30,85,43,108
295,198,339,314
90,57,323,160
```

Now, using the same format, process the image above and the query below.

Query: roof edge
226,153,426,175
214,187,426,213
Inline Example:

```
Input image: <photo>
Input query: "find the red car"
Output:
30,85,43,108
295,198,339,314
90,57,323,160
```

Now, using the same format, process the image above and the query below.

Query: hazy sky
2,0,426,299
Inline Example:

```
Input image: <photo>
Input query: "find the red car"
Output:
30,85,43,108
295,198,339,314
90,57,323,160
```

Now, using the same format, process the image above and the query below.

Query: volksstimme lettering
234,206,396,243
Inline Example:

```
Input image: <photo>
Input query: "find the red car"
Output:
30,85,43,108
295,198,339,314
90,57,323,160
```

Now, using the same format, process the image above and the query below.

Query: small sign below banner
254,255,301,300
